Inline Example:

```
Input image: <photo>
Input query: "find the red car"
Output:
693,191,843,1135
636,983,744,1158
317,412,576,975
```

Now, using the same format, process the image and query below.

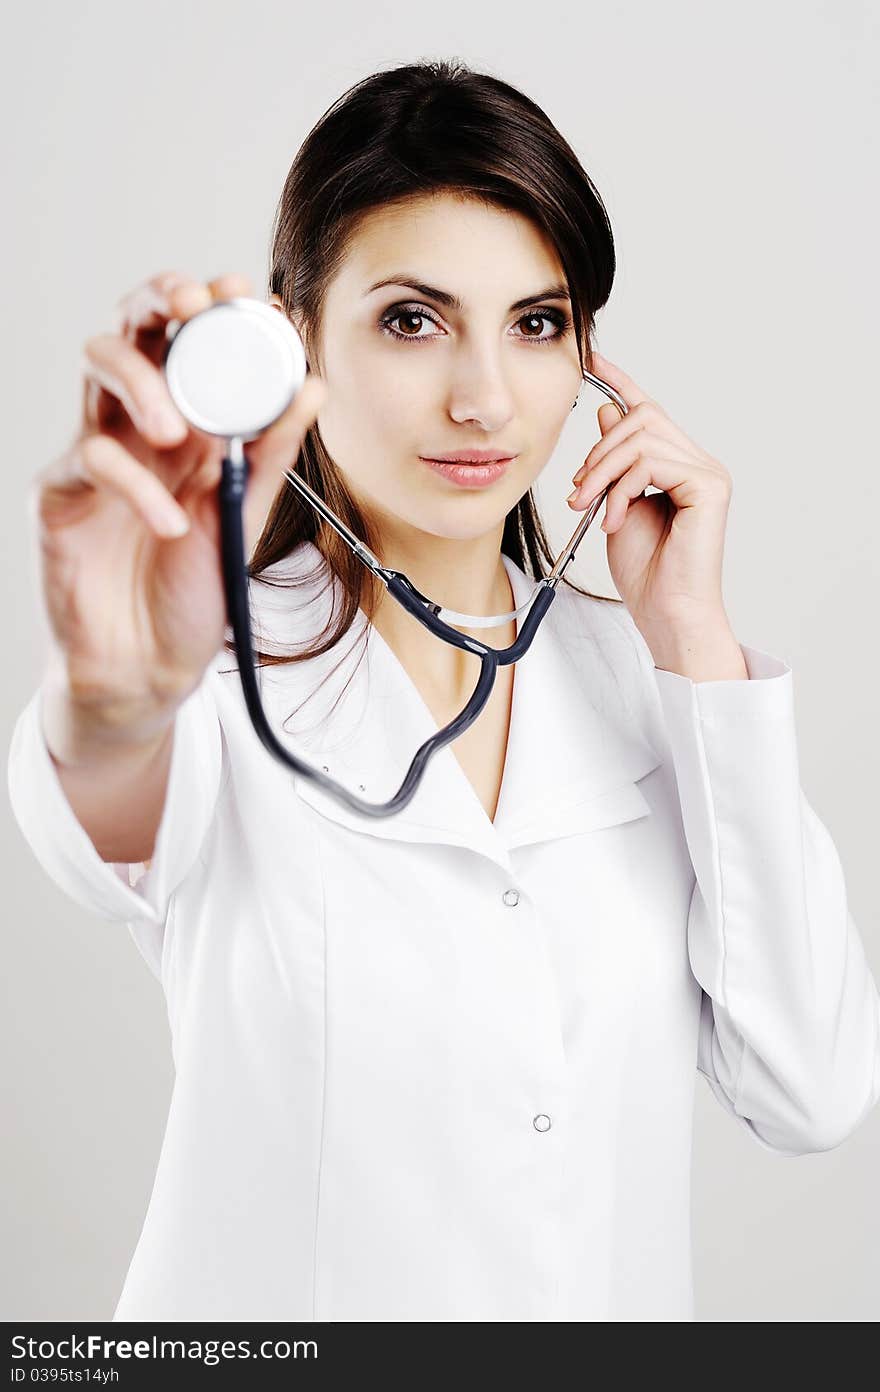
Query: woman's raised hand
31,270,326,735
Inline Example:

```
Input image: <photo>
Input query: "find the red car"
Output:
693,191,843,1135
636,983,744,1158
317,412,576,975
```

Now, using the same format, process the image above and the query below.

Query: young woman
9,58,879,1323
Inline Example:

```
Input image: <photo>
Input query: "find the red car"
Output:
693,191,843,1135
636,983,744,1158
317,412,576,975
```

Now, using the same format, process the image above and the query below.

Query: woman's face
274,191,583,547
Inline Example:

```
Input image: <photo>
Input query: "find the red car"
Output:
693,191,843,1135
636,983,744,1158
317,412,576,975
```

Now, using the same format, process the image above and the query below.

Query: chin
409,509,514,544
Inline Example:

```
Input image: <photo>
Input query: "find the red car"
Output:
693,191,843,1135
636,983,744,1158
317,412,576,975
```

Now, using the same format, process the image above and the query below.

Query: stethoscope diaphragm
164,296,307,442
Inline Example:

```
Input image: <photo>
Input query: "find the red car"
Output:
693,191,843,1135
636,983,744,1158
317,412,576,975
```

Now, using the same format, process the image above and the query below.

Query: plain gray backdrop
2,0,878,1322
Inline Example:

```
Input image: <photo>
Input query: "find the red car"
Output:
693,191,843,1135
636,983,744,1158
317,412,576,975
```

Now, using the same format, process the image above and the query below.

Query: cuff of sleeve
7,678,220,926
651,643,794,726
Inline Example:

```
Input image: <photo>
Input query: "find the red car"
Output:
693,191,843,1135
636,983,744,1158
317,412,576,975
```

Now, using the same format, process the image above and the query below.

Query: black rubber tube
218,449,555,819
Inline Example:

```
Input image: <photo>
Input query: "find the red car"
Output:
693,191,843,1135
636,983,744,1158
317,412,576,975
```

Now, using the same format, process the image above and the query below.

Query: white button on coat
7,540,880,1322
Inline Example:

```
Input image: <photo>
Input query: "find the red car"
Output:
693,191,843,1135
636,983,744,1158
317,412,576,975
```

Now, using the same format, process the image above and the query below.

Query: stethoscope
163,296,627,819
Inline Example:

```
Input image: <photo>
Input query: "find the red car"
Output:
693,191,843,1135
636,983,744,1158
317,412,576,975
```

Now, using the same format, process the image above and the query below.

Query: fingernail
566,487,579,503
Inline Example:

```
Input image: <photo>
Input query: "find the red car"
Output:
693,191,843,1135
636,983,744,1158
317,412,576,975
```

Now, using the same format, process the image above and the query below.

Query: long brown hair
224,57,622,688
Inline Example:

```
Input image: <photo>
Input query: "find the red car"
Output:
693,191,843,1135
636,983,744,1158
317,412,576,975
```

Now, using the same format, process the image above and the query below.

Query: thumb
247,374,328,475
596,402,619,436
239,374,328,556
243,374,328,512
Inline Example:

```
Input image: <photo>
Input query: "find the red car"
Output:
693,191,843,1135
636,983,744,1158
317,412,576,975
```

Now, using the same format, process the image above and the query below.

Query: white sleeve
649,641,880,1157
6,670,224,938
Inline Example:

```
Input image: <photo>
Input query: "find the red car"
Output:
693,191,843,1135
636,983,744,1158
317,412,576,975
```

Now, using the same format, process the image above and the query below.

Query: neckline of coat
220,540,663,869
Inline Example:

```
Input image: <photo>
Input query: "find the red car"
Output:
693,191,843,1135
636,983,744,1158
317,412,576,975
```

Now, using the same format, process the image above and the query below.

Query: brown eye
396,311,425,336
379,303,443,342
513,310,571,343
519,314,545,338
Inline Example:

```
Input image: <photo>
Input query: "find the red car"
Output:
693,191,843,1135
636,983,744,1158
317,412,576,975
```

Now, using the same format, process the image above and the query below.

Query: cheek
518,378,573,452
527,364,576,414
330,342,431,434
317,380,424,504
345,392,426,481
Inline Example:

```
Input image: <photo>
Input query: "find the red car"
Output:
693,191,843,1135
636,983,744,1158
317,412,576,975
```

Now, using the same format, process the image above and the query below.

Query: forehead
331,192,566,297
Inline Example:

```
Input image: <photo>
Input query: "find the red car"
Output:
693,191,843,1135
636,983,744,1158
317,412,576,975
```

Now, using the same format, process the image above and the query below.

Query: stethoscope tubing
219,370,628,818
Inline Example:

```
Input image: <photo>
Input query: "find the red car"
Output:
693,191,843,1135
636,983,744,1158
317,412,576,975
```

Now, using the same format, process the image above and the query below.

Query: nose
447,340,515,433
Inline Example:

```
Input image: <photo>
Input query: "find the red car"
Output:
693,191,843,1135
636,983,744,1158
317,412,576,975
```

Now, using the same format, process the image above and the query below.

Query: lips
422,450,518,464
420,456,514,488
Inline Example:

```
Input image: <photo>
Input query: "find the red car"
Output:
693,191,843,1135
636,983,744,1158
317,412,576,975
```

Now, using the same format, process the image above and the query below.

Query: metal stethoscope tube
165,298,627,819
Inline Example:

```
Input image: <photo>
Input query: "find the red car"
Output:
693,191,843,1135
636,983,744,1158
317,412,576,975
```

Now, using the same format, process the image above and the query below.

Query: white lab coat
7,540,879,1322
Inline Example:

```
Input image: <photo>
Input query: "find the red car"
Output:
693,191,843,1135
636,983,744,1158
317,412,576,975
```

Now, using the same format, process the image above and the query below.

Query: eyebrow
364,275,571,313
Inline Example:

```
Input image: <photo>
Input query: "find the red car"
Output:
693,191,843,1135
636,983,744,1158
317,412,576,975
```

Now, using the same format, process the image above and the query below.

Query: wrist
41,671,182,765
637,617,748,682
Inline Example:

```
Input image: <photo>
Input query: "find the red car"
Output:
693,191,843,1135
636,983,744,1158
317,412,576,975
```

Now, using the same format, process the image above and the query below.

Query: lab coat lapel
490,558,663,850
250,542,662,867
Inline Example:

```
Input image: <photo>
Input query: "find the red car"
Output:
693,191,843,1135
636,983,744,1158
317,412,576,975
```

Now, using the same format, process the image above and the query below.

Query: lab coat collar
248,542,662,870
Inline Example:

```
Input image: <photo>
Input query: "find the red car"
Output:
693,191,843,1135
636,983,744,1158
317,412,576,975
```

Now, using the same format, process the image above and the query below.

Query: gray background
2,0,878,1322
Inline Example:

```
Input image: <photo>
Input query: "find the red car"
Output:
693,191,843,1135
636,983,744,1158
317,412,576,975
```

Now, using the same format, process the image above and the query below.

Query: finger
589,348,706,465
584,361,710,472
116,271,212,342
59,434,191,538
568,436,687,510
82,333,189,447
244,375,328,491
205,270,254,301
234,375,326,554
117,270,255,344
601,460,662,532
572,409,705,487
600,455,724,532
589,350,652,408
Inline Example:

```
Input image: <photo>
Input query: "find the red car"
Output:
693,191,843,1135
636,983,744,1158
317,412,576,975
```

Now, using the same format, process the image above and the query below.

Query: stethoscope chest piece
163,296,307,442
